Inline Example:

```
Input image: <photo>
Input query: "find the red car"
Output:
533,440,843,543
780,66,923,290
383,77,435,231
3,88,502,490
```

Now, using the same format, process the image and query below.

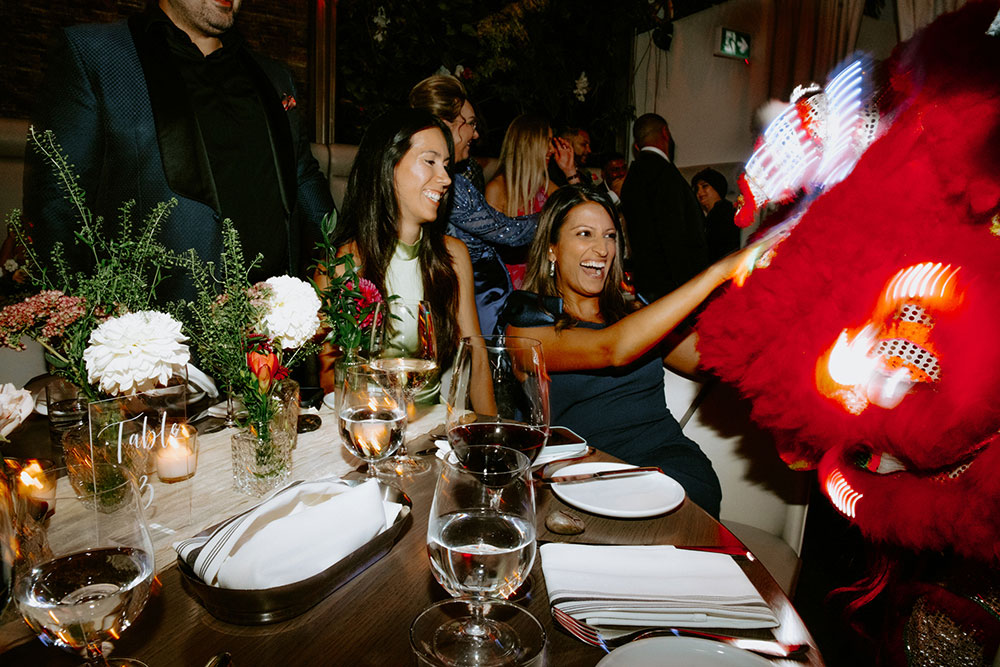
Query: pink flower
0,290,86,349
346,278,384,329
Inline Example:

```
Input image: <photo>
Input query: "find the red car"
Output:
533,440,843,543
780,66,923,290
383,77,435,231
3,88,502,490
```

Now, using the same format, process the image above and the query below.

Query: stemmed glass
446,336,550,467
370,299,438,476
414,444,543,666
338,364,407,480
10,464,155,666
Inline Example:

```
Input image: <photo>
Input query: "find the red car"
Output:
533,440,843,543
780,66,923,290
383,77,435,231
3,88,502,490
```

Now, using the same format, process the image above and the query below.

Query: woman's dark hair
332,108,462,368
522,186,631,329
408,74,467,123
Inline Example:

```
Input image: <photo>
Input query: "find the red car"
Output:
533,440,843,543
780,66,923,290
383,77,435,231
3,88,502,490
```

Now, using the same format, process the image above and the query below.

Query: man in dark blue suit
620,113,708,303
24,0,333,302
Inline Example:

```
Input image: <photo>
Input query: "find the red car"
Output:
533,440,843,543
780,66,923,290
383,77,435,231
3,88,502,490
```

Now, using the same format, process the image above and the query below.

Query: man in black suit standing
620,114,708,303
24,0,333,301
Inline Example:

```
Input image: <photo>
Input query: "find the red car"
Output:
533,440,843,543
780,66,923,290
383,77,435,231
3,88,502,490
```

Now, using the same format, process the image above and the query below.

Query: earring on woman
549,260,556,278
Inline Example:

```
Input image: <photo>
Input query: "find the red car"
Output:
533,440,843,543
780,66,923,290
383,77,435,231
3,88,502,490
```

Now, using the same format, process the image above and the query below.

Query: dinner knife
539,467,662,485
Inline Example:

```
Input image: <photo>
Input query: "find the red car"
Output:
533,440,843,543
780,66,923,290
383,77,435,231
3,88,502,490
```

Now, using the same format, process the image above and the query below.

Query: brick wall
0,1,312,124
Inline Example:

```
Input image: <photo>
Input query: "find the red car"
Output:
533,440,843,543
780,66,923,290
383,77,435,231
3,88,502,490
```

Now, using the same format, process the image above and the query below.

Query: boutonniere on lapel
281,94,296,111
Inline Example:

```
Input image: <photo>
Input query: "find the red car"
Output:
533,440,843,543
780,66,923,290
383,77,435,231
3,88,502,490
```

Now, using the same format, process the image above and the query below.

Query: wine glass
10,463,155,666
338,364,407,479
417,444,542,666
446,336,550,466
370,299,438,476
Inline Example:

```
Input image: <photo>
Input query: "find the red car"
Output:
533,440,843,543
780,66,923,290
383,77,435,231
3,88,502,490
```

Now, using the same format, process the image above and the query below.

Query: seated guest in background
500,187,768,517
692,168,740,262
620,113,708,303
549,127,595,187
317,109,480,394
598,151,628,204
409,76,543,336
24,0,332,302
485,114,576,288
409,74,485,191
597,151,632,267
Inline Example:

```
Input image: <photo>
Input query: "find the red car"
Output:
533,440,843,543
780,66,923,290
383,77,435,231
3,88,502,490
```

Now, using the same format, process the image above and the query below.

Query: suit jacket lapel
127,15,221,213
243,53,295,216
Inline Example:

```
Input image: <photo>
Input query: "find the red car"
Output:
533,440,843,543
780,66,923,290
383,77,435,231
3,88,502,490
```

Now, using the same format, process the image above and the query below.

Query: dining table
0,401,825,666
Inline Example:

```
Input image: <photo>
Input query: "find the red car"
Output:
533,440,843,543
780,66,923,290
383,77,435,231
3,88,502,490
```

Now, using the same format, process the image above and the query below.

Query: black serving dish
177,480,412,624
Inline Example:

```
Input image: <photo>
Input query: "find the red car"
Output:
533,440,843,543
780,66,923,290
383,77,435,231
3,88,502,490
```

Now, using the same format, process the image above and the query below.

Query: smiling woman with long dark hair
317,108,481,393
500,186,771,517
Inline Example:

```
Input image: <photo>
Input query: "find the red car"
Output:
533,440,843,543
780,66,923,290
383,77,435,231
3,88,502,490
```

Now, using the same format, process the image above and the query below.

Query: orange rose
247,348,279,393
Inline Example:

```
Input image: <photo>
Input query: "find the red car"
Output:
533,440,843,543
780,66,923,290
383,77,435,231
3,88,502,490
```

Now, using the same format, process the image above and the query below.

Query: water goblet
371,299,438,476
417,444,542,666
10,463,155,666
446,336,550,467
338,364,407,479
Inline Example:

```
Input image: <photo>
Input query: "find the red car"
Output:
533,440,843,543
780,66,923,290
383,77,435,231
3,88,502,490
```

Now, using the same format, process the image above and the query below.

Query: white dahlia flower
259,275,321,349
83,311,190,396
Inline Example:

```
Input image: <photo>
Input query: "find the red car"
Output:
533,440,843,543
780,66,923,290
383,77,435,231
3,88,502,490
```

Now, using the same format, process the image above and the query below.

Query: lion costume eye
816,262,962,415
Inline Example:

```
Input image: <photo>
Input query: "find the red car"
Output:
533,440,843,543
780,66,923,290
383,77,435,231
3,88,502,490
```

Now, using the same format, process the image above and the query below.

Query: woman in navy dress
500,186,768,517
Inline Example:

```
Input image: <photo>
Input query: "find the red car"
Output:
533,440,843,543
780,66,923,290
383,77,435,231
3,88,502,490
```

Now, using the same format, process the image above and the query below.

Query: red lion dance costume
697,2,1000,664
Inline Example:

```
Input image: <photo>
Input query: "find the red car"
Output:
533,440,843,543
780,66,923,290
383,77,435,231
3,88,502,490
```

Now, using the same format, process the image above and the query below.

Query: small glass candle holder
154,423,199,483
3,458,58,571
4,458,58,517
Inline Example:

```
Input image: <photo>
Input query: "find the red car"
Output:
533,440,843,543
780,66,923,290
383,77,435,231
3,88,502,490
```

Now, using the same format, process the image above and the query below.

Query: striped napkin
174,478,401,589
540,543,778,631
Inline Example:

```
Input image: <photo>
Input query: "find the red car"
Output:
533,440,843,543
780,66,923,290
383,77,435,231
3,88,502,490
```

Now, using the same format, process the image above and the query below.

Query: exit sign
715,27,751,60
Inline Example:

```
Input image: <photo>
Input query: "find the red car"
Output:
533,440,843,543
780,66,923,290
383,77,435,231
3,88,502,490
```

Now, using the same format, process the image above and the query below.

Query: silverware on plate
537,466,662,485
552,607,808,658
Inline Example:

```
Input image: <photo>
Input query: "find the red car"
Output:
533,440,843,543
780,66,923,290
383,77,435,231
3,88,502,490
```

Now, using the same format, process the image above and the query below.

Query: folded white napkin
540,544,778,631
174,478,401,589
206,398,242,419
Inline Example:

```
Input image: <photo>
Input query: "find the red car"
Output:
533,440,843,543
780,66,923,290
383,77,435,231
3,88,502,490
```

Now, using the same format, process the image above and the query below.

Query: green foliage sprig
311,211,386,356
179,219,318,443
178,219,262,398
1,128,176,400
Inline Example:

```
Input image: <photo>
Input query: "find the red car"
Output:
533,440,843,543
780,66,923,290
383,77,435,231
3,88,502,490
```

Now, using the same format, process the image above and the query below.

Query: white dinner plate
550,462,685,518
596,636,771,667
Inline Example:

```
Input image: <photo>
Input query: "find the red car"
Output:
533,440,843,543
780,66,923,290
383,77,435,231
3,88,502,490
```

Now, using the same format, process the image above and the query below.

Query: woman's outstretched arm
507,241,767,373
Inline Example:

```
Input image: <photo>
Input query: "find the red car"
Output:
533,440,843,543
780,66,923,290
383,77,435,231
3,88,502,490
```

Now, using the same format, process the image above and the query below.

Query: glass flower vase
273,378,300,450
333,348,367,414
230,386,297,497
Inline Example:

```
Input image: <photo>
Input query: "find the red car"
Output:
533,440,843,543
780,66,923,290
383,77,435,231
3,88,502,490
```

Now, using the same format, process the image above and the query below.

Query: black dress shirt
158,13,288,281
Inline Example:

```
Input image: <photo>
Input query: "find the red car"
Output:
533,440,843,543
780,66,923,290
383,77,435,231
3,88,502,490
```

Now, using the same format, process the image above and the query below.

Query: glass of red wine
445,336,550,468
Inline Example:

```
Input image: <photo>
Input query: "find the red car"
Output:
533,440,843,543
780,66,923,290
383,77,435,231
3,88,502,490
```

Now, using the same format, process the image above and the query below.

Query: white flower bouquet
180,223,321,439
0,128,183,401
83,311,190,396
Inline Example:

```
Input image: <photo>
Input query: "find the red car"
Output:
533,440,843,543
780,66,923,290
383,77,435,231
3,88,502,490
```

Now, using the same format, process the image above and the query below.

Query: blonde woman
486,114,576,287
486,114,577,216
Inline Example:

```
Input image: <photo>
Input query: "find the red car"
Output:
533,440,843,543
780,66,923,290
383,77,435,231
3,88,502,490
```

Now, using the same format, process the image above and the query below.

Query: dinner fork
551,606,809,659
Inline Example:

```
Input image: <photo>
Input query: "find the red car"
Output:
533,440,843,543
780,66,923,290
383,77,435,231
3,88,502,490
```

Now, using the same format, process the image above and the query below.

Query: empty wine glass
417,444,542,666
446,336,550,466
10,463,155,666
370,299,438,476
338,364,407,479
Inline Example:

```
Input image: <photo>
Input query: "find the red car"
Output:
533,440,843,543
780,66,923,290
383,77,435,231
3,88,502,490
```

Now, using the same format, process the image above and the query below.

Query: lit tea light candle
18,461,55,504
357,422,390,457
155,425,198,483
